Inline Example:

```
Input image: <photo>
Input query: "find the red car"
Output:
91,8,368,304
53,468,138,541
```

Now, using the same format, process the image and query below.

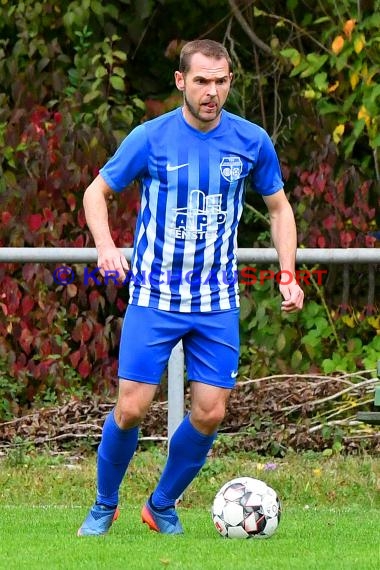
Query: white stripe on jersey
130,178,160,307
157,166,183,312
218,180,244,310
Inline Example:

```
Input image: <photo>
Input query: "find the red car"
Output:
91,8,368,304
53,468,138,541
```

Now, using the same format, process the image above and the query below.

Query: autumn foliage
0,102,140,417
0,0,378,418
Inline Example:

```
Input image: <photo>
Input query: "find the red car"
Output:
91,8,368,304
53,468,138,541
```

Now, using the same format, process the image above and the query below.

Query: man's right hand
83,175,130,282
97,244,130,282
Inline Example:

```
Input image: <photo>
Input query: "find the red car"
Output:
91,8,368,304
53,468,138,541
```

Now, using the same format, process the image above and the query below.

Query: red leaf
40,360,55,377
95,339,108,360
66,193,76,211
27,213,43,231
302,186,314,196
77,208,87,229
1,211,12,225
4,283,21,314
322,215,336,230
21,295,35,315
19,327,34,354
340,230,355,247
82,320,93,342
30,105,49,124
22,263,38,281
40,340,52,357
365,235,376,247
70,350,81,368
69,303,79,317
43,208,54,222
89,290,105,312
120,229,134,245
111,228,120,242
116,298,127,312
74,234,85,247
78,359,92,378
317,235,326,248
72,319,83,342
72,318,93,342
0,302,8,316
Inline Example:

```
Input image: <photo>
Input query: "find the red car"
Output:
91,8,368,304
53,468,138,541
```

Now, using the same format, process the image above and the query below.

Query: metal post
167,341,185,441
167,341,185,502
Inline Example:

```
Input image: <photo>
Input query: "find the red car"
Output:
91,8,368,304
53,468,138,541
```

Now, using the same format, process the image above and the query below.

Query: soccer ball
211,477,281,539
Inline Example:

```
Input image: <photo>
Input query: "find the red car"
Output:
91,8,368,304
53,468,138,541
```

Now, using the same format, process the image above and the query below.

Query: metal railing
1,247,379,439
0,247,379,263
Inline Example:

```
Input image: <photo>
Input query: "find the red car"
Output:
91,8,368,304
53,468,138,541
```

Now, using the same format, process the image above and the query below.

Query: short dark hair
179,39,233,74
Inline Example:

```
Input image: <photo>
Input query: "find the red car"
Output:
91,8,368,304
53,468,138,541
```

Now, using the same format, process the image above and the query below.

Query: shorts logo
220,156,243,182
230,370,238,378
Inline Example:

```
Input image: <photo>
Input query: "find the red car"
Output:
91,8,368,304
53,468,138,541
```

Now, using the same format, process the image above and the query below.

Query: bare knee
114,380,157,429
191,403,226,435
114,402,145,429
190,384,231,435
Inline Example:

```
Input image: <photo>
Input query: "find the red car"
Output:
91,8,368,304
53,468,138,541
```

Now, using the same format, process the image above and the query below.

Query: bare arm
263,189,304,312
83,174,129,279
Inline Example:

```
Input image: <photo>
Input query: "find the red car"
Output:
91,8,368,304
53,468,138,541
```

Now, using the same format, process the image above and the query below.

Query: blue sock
96,409,138,508
151,414,216,509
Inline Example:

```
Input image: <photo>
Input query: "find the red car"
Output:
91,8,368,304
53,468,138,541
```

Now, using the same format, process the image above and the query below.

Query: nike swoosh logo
167,162,189,171
230,371,238,378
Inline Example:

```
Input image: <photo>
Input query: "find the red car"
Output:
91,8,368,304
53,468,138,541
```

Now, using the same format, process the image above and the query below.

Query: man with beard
78,39,303,537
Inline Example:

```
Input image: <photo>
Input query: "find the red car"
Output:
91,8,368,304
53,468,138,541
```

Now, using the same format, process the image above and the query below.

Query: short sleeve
100,125,149,192
250,130,284,196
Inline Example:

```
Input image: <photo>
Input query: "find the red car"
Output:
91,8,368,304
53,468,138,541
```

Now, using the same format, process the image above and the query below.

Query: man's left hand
279,282,304,312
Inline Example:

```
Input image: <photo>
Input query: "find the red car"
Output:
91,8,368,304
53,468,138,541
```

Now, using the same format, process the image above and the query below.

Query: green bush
239,281,380,378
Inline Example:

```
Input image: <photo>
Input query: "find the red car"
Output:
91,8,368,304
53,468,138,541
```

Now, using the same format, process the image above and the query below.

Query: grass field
0,447,379,570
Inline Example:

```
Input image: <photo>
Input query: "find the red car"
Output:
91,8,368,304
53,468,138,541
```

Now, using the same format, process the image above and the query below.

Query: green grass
0,448,379,569
1,505,379,570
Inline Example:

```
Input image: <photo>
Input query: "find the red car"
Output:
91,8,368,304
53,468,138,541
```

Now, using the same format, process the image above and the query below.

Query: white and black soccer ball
211,476,281,539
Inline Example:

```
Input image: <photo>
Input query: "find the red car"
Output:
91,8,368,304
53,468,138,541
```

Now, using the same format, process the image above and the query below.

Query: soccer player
77,39,304,536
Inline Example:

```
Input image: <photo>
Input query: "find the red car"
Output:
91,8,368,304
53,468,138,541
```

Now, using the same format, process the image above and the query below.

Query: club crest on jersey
220,156,243,182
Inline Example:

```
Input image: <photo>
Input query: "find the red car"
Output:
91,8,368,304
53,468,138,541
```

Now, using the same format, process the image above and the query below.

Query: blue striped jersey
100,107,283,312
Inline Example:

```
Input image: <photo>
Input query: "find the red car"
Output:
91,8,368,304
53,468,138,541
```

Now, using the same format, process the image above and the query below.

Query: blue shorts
118,305,240,389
